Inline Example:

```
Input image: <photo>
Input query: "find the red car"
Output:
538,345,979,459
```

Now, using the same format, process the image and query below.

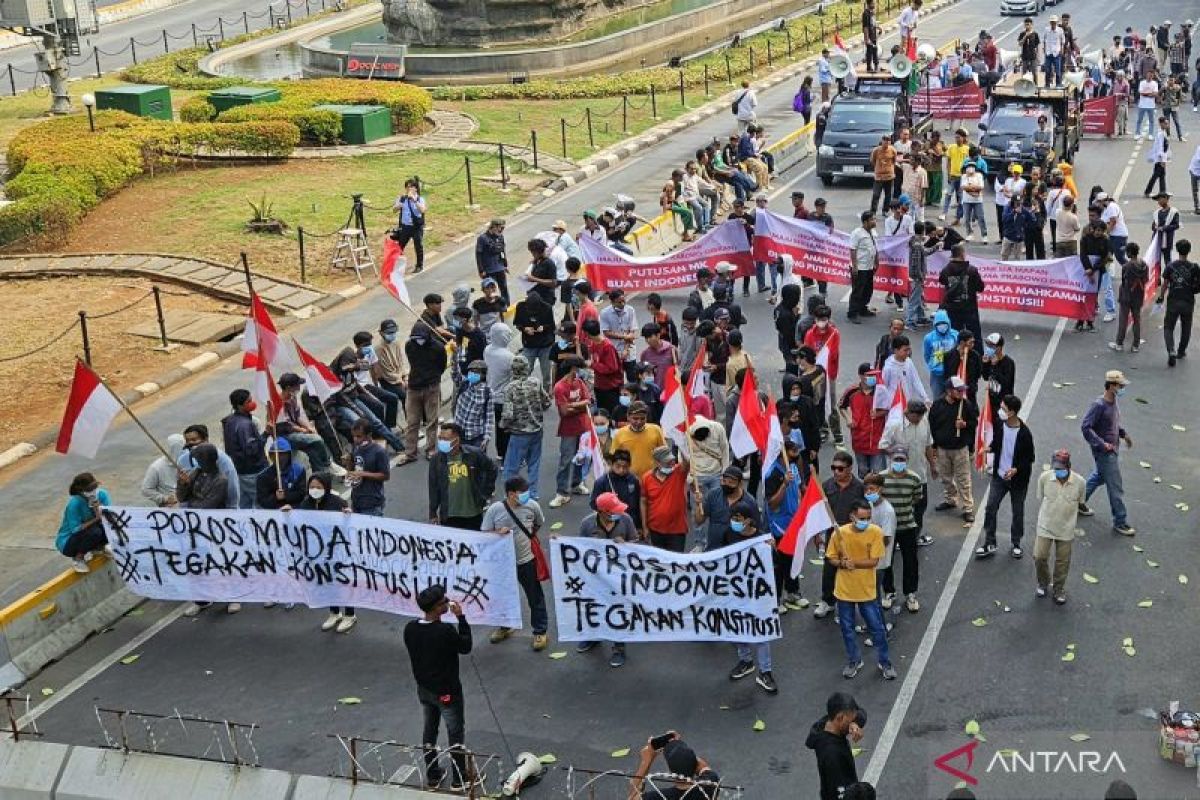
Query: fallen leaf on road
753,719,766,732
1061,381,1075,386
1003,606,1011,613
719,705,730,710
1180,504,1191,512
1122,637,1134,647
539,754,558,764
1067,643,1076,650
1138,461,1152,469
1172,425,1188,432
971,617,988,627
1137,600,1153,608
337,697,362,705
548,652,567,660
1154,477,1163,483
611,748,630,758
1069,733,1092,742
1082,572,1099,584
1132,545,1145,552
852,747,864,757
810,558,825,565
550,522,564,530
1123,646,1137,657
1134,397,1149,404
1013,335,1021,341
1064,414,1078,420
1052,382,1063,388
40,687,54,696
1146,560,1160,568
1179,574,1190,585
1061,652,1075,662
964,720,981,736
1170,484,1184,491
119,654,140,665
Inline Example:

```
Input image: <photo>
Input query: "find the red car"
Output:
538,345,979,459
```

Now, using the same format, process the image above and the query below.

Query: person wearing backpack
1109,241,1150,353
391,178,427,274
482,476,549,652
733,80,758,134
937,243,985,352
794,76,815,124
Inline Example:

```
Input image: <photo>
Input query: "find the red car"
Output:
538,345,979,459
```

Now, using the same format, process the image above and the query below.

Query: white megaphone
1063,70,1087,91
502,752,546,797
829,51,853,79
916,43,937,64
1014,72,1037,97
997,47,1019,70
1079,48,1103,67
888,53,912,78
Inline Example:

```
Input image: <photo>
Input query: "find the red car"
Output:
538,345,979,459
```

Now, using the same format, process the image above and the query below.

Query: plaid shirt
454,383,494,444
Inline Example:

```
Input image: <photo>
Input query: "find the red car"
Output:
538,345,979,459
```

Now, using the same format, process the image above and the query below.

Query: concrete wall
0,739,440,799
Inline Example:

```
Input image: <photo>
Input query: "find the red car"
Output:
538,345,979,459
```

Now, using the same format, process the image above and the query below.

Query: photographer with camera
392,178,427,274
628,733,720,800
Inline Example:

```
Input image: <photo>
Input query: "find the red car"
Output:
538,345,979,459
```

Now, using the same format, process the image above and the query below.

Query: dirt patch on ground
0,276,241,451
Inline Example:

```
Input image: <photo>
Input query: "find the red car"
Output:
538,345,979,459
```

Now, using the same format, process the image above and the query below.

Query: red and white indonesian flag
686,340,709,408
577,413,608,484
730,368,767,459
878,384,908,449
761,394,785,482
242,292,283,372
380,239,412,307
56,360,122,459
1144,231,1163,306
814,329,839,419
974,391,994,473
252,361,286,427
292,337,342,403
778,472,836,578
660,365,690,454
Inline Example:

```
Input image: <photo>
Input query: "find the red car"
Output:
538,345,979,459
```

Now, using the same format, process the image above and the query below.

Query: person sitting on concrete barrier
56,472,112,574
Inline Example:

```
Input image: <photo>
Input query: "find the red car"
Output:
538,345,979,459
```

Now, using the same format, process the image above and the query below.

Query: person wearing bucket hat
1078,370,1135,536
577,491,639,666
640,445,690,552
1034,449,1085,604
254,436,308,511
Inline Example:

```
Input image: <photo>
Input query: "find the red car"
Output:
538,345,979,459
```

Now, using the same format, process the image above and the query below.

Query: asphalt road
7,0,1200,796
0,0,336,96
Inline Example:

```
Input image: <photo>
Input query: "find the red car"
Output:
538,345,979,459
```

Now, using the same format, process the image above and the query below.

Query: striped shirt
881,469,923,531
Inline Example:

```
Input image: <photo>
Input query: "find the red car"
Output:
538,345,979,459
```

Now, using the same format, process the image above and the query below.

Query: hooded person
140,433,187,507
797,292,827,344
775,283,803,372
255,437,308,510
484,322,517,460
499,354,553,499
513,286,557,387
400,320,447,461
782,373,822,467
176,443,230,510
922,309,959,399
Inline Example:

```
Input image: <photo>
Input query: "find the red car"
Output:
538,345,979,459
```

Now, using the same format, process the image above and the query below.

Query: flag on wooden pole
55,360,122,458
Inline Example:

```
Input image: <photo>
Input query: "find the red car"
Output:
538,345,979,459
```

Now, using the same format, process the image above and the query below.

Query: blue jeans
342,397,403,452
1135,107,1156,136
942,176,962,217
1108,235,1127,267
729,171,757,201
237,473,257,509
837,600,891,668
1098,272,1117,314
1085,449,1127,527
503,432,543,499
854,451,888,480
929,373,946,402
736,642,772,671
555,435,581,496
963,202,987,237
1043,54,1062,85
906,280,929,326
522,346,552,387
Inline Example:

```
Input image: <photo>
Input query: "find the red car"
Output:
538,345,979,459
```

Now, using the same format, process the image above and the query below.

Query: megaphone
916,43,937,64
1063,70,1087,90
1014,72,1037,97
888,53,912,79
829,51,853,79
502,752,546,797
1079,48,1103,67
998,48,1019,70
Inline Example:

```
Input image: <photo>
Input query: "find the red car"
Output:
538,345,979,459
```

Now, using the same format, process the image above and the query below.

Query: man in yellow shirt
611,401,666,478
826,500,897,680
940,128,972,225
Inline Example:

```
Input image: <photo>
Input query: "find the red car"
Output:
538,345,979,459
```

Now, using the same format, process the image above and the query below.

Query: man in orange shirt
639,445,691,552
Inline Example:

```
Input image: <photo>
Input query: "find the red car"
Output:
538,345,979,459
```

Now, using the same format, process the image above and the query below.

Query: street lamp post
81,93,96,132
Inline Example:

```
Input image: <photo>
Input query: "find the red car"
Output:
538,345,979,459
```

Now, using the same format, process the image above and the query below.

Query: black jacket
806,716,862,800
406,323,448,390
943,347,982,394
989,421,1035,487
220,411,268,475
981,355,1016,407
428,445,497,521
938,259,985,311
513,295,556,349
254,461,308,510
928,395,978,450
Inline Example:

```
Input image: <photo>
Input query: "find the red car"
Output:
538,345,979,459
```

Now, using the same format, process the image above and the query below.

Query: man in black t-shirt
862,0,879,71
1155,238,1200,364
629,735,720,799
347,419,390,515
526,238,558,306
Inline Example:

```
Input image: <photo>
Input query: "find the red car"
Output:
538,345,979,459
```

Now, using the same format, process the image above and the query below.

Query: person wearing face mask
861,473,895,647
588,447,642,530
178,424,240,508
783,393,821,475
640,446,691,552
976,395,1036,559
685,416,731,501
610,383,637,427
803,306,844,445
693,465,756,552
879,447,924,614
482,476,549,651
299,474,356,633
724,501,779,694
941,330,982,404
346,419,391,517
678,306,702,368
1034,450,1086,605
583,318,623,414
838,365,886,479
828,500,896,681
429,422,496,529
450,308,486,391
1078,370,1136,536
764,439,807,612
453,360,493,452
576,491,639,666
814,451,866,619
600,289,639,382
980,333,1015,434
400,319,448,463
141,433,187,507
221,389,268,510
57,472,112,573
254,438,308,511
922,310,959,401
500,355,551,501
177,444,240,615
929,376,978,526
612,401,666,478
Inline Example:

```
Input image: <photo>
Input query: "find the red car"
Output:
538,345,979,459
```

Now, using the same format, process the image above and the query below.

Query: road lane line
1104,20,1115,31
16,605,186,729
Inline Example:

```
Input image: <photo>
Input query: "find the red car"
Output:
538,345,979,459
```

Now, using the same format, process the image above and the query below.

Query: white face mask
309,487,325,500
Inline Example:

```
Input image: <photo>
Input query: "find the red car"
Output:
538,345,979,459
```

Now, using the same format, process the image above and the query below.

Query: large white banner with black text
549,535,780,643
100,506,523,627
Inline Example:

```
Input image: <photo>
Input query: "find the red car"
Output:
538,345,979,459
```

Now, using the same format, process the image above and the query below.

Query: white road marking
865,132,1143,786
1104,20,1115,31
863,315,1067,786
17,606,187,729
1123,2,1134,9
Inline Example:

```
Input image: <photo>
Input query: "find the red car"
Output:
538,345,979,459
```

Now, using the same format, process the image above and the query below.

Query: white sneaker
103,544,114,557
548,494,571,508
938,213,946,221
573,483,591,495
1108,342,1123,351
226,603,242,614
183,603,203,617
881,592,895,610
336,615,358,633
965,233,975,243
72,557,89,574
813,601,832,618
321,612,342,631
1102,313,1115,323
85,550,102,561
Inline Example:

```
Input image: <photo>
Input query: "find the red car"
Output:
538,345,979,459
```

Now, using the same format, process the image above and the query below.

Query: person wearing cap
807,692,867,800
1145,116,1173,198
452,360,492,452
929,375,978,523
1156,238,1200,364
869,136,897,215
977,394,1036,558
471,279,508,337
374,318,409,416
391,177,427,273
254,435,308,511
693,464,756,552
629,734,720,799
481,476,548,650
721,501,778,693
1043,16,1064,87
848,211,880,322
838,365,887,478
549,321,586,385
1034,449,1085,604
578,209,606,246
1078,370,1136,535
450,307,486,390
942,329,982,403
550,218,581,262
981,330,1014,419
577,491,640,666
403,584,472,791
828,499,896,680
475,219,509,304
878,444,925,611
274,372,339,477
640,445,690,553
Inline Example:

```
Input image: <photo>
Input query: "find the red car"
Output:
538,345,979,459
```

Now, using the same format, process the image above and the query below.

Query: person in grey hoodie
796,292,827,347
484,322,516,461
500,355,552,500
140,433,186,507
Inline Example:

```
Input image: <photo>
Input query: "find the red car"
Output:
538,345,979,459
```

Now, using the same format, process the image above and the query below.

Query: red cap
595,492,628,515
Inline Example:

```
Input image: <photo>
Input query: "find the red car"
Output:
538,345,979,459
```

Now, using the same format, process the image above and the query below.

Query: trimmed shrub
217,103,342,145
179,96,217,123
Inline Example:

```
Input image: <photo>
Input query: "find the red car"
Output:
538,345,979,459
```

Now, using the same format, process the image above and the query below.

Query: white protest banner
924,251,1097,318
100,506,523,628
752,210,910,292
580,219,754,293
550,535,780,643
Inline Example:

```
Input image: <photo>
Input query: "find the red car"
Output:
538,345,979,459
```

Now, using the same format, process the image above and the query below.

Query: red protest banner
912,82,985,120
751,211,910,293
581,220,753,292
1082,94,1117,136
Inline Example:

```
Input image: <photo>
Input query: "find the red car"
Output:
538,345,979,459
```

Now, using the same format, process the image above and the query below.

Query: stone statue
382,0,641,47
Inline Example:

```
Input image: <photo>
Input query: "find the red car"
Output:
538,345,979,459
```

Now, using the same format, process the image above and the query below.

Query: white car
1000,0,1045,15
